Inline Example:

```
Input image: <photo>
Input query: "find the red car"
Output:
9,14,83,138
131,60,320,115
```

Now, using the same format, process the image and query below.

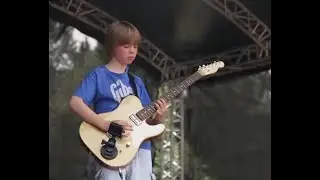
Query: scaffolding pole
154,83,186,180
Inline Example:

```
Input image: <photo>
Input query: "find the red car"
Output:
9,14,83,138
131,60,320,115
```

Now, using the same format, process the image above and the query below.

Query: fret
145,110,152,117
145,105,155,114
137,111,145,120
182,82,188,88
150,104,156,111
164,95,170,102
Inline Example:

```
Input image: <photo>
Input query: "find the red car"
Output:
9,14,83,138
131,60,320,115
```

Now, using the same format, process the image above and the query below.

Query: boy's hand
154,98,168,122
112,120,133,137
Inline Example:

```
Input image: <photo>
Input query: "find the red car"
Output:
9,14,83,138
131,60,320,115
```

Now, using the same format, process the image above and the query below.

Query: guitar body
79,95,165,168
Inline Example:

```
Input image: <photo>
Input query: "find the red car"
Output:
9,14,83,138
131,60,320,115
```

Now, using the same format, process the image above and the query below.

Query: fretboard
136,71,203,120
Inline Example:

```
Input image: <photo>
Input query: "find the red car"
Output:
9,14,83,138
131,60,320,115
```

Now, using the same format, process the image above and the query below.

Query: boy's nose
129,47,136,53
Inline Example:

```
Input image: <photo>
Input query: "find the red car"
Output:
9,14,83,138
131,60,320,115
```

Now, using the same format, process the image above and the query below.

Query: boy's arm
69,70,110,132
69,96,110,132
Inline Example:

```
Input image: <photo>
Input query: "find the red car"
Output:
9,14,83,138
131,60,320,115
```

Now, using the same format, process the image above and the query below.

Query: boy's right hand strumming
112,120,133,137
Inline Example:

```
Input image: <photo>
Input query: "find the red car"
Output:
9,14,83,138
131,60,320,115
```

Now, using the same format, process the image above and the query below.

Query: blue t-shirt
73,65,152,150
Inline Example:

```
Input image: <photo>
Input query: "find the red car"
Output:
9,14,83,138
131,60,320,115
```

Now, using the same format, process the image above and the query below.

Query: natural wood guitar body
79,95,165,168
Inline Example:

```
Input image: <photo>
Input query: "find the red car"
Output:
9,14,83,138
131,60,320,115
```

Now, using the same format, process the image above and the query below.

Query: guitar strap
128,72,139,98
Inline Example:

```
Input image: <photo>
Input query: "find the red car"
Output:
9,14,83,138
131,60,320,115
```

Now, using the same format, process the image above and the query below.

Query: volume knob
126,142,131,147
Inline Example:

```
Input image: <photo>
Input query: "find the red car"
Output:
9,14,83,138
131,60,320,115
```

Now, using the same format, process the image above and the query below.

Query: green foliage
49,19,105,180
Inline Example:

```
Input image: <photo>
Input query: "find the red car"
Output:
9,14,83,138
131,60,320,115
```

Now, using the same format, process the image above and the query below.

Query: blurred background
49,0,271,179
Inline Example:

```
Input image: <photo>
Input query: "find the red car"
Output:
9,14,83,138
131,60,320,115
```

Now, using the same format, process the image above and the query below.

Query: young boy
69,21,168,180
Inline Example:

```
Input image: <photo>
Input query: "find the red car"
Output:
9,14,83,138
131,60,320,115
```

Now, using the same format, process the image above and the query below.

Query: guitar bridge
129,114,142,126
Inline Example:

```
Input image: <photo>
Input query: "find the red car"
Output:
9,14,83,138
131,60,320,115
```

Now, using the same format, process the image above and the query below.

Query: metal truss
201,0,271,51
167,44,271,80
49,0,176,79
155,84,186,180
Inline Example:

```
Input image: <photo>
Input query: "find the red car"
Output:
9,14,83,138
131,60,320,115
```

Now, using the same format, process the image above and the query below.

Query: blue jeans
87,148,156,180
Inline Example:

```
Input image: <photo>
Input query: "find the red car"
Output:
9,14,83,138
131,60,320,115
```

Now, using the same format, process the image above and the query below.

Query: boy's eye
123,44,137,49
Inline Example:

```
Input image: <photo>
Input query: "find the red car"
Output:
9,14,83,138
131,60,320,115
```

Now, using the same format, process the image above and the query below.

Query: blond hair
105,21,141,57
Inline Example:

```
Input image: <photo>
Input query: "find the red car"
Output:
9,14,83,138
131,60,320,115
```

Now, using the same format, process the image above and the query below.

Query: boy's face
113,43,138,65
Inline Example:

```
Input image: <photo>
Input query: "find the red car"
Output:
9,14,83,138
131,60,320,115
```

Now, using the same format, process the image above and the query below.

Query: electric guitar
79,61,225,168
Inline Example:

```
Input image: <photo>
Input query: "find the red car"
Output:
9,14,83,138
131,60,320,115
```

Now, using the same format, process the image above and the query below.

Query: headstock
197,61,225,76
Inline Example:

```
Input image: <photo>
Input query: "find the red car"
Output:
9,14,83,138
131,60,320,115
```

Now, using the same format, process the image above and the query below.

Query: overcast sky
71,28,98,52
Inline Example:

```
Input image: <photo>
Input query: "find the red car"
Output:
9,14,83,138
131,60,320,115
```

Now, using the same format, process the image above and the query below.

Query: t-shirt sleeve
73,70,97,106
135,76,152,106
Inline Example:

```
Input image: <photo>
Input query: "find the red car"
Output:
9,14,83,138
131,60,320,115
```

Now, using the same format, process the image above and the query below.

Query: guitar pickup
129,115,142,126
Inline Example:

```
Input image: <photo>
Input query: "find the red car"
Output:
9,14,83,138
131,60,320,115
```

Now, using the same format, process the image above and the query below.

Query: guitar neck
136,71,203,120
